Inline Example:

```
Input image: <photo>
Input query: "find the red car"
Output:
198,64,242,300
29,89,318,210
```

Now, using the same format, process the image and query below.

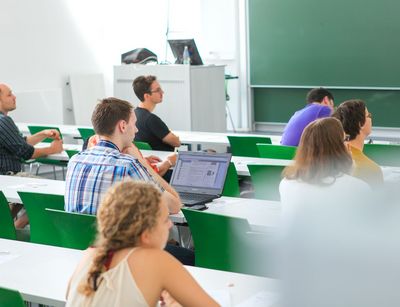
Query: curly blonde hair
78,180,162,296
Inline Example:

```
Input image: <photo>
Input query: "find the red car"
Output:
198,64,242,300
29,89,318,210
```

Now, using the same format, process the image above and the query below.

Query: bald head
0,84,16,114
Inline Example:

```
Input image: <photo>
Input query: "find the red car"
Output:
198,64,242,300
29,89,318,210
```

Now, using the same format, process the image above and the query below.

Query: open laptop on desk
170,151,232,207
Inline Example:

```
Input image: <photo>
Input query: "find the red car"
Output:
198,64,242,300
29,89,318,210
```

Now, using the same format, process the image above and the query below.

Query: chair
0,286,25,307
78,127,95,142
363,143,400,167
222,162,240,197
27,125,67,179
227,136,272,157
182,208,275,277
18,192,64,246
0,191,17,240
134,141,152,150
257,143,297,160
247,164,285,201
65,149,79,159
45,209,97,250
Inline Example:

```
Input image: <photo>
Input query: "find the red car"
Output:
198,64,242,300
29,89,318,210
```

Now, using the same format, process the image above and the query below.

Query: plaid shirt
0,112,34,174
65,140,160,214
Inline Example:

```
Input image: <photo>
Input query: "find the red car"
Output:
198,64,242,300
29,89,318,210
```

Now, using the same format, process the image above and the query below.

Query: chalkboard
254,88,400,127
249,0,400,87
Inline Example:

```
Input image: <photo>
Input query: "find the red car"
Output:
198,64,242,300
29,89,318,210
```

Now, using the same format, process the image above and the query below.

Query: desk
17,122,283,150
0,175,280,231
0,239,278,306
43,146,292,177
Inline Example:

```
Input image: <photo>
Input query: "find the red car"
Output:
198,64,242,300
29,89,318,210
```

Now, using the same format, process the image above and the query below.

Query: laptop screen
170,152,232,194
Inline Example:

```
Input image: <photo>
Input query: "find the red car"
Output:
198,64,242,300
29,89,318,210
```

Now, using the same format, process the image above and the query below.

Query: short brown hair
283,117,352,184
132,75,157,101
91,97,133,136
332,99,366,141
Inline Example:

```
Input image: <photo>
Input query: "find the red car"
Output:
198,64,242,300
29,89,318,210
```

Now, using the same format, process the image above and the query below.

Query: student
132,75,181,151
332,99,384,188
281,87,334,146
65,97,181,215
279,117,369,220
0,83,63,228
66,181,219,307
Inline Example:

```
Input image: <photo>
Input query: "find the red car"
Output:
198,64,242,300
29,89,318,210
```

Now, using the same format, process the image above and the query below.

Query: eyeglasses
344,134,351,142
150,88,163,94
366,112,372,119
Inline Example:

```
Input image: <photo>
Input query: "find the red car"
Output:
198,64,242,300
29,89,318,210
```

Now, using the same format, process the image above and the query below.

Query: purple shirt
281,104,332,146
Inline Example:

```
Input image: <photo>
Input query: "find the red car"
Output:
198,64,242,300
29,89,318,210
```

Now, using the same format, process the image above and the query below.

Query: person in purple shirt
281,88,334,146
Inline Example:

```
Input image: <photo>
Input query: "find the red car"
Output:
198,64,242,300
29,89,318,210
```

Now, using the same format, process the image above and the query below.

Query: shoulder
128,248,178,270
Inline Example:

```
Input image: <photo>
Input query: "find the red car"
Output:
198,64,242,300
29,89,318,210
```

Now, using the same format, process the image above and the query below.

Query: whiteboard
69,74,105,126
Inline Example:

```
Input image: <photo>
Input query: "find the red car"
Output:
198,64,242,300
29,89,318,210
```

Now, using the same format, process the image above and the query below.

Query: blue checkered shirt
65,140,160,214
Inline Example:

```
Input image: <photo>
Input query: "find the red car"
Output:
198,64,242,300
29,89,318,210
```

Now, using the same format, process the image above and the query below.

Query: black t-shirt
134,107,174,151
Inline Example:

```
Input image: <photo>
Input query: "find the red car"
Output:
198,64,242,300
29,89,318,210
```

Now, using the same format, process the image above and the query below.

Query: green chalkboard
249,0,400,87
254,88,400,127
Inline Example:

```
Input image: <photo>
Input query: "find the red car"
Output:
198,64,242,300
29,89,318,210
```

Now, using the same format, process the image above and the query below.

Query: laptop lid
170,151,232,195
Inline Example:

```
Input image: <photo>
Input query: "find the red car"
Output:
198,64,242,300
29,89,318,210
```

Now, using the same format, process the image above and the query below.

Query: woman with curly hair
66,181,218,307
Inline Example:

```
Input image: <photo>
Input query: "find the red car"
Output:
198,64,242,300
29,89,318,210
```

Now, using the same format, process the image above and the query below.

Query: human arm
131,249,219,307
156,153,177,177
26,129,61,145
162,132,181,148
31,139,63,158
147,114,181,148
123,144,182,213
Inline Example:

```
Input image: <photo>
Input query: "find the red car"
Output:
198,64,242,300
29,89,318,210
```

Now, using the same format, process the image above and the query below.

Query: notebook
170,151,232,207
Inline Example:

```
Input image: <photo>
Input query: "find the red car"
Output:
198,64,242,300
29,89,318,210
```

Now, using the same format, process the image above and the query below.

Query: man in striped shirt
65,97,181,215
0,83,63,175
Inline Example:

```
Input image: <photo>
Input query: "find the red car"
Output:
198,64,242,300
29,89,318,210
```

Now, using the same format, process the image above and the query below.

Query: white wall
1,0,246,129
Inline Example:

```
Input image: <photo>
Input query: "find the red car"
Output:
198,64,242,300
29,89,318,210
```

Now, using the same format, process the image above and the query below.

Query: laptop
170,151,232,207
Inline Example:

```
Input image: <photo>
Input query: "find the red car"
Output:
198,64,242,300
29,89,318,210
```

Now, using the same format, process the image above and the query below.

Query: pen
174,147,178,153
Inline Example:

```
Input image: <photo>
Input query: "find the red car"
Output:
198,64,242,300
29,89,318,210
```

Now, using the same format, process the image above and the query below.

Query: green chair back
18,192,64,246
227,136,272,157
0,286,25,307
363,143,400,167
0,192,17,240
222,162,240,197
66,149,79,159
45,209,97,250
27,125,62,143
134,141,152,150
78,128,95,142
247,164,285,201
257,143,297,160
182,208,273,276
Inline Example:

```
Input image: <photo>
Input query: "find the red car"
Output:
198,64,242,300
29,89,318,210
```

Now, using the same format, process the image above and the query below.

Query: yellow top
350,146,384,187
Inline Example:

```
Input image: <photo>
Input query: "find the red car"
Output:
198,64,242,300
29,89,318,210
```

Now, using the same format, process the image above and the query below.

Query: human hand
122,143,142,159
87,135,100,149
49,139,63,153
42,129,61,140
146,155,162,164
160,290,182,307
166,153,177,167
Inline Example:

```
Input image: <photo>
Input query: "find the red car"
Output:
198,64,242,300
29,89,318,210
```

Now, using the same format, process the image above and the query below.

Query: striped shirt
65,140,160,215
0,112,34,174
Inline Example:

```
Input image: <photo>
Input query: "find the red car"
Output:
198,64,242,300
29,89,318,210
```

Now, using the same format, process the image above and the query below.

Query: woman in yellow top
333,99,384,187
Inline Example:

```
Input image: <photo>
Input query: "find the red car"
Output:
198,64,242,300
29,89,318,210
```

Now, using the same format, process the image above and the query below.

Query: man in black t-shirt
132,75,181,152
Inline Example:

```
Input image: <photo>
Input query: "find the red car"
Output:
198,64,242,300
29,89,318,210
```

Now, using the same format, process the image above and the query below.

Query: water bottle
182,45,190,65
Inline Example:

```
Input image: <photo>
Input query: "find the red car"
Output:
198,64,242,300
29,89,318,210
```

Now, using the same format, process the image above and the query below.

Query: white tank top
66,248,149,307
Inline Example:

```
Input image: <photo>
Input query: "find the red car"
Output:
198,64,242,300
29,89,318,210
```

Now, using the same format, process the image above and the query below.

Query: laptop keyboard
179,192,214,206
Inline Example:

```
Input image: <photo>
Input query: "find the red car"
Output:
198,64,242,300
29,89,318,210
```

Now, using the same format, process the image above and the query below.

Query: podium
114,64,226,132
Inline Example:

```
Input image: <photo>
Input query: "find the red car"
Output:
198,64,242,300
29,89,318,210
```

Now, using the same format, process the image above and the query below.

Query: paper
236,291,280,307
